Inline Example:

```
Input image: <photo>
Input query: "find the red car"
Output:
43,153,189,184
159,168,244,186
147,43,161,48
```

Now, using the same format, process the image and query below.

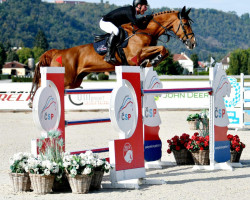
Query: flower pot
29,174,55,195
188,120,199,130
66,174,92,194
191,150,210,165
173,149,194,165
9,172,31,192
52,174,71,192
90,170,104,190
230,150,242,163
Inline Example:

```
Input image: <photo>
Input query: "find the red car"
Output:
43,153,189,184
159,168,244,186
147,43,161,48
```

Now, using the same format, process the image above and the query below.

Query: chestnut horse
30,6,196,103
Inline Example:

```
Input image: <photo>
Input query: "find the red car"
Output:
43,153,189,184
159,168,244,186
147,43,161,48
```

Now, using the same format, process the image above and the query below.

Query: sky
45,0,250,16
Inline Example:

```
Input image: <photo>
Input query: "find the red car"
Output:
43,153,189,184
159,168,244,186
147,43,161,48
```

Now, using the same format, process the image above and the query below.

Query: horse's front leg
138,46,169,67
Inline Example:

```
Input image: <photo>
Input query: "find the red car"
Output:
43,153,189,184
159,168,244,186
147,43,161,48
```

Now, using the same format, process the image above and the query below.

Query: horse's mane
153,10,178,16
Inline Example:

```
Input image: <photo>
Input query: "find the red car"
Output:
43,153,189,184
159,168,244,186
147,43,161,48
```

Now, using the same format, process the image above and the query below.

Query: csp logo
40,96,57,121
117,95,133,121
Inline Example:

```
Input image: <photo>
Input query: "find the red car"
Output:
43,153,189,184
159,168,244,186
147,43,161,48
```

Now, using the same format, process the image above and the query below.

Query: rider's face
136,4,148,15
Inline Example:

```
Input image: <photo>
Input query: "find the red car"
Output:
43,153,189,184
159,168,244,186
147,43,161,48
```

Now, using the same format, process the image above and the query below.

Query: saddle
93,27,129,64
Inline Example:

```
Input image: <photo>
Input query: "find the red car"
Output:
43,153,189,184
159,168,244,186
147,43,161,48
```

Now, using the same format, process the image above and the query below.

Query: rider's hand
145,15,153,21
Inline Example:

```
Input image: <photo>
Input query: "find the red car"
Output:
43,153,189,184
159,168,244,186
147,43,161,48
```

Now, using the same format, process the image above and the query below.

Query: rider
99,0,153,64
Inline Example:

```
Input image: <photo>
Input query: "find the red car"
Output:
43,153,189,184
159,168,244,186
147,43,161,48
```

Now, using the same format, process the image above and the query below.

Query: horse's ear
186,8,191,16
181,6,186,15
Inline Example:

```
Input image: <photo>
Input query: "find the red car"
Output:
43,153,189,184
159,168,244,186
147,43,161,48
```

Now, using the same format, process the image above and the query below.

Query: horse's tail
29,49,58,107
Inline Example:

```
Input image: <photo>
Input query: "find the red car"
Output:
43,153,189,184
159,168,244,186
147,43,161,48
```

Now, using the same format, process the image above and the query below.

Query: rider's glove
145,15,153,21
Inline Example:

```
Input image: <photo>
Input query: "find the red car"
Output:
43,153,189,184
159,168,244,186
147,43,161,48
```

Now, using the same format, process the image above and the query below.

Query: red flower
194,132,199,136
167,133,192,153
167,149,171,154
200,146,204,150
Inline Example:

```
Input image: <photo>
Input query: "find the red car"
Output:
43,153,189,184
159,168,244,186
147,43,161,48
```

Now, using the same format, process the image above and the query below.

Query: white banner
1,81,250,111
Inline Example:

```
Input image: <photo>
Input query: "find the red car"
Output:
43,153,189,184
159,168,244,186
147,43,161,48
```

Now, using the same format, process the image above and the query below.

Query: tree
191,54,199,68
228,48,250,75
6,50,19,62
34,30,49,51
32,47,45,63
17,47,34,65
0,42,7,69
155,54,183,75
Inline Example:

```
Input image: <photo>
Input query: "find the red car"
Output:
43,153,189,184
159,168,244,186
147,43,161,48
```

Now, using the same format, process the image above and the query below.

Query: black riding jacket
102,6,150,29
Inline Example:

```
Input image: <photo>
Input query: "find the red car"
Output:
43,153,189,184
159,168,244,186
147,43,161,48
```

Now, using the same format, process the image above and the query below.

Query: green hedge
0,74,9,80
11,76,33,82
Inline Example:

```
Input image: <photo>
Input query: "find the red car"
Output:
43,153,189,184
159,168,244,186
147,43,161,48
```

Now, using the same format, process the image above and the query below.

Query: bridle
152,13,195,45
124,12,195,47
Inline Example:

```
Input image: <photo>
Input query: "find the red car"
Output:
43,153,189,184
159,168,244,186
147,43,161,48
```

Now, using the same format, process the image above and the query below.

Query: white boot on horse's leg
151,54,164,67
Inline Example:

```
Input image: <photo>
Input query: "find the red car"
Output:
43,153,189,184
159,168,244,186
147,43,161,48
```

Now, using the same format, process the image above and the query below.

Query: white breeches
99,18,119,36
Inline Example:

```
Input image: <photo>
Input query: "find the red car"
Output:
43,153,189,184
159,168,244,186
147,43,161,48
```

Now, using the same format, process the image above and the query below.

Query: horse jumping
30,6,196,104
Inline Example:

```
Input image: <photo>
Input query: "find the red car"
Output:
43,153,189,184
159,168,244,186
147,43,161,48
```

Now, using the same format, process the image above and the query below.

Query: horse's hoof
28,101,33,109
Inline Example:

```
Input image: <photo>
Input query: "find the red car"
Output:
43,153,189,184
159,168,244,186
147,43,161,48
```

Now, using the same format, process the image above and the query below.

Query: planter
9,172,31,192
29,174,55,195
188,119,199,130
230,150,242,163
52,174,71,192
90,170,104,190
173,149,194,165
191,150,210,165
66,174,92,194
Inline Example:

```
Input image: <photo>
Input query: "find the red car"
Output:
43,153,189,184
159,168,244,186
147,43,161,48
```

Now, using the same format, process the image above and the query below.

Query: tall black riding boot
104,33,117,64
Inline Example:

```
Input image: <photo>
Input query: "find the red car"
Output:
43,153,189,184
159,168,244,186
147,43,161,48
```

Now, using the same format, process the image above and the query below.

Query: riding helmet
133,0,148,7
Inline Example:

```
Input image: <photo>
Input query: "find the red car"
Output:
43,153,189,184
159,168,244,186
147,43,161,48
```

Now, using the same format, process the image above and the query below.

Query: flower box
172,149,194,165
66,174,92,194
191,150,210,165
9,172,31,192
230,150,243,163
29,174,55,195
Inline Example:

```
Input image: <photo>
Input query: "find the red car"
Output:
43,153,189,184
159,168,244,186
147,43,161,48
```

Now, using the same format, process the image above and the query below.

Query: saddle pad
93,37,108,55
93,30,129,56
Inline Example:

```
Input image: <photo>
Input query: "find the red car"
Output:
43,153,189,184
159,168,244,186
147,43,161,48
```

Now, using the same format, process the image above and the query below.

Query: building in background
173,52,194,74
221,53,230,71
2,61,30,76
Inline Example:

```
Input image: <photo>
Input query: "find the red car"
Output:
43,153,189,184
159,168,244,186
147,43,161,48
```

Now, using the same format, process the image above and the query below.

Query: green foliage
6,50,19,62
17,48,34,65
87,73,97,80
0,42,6,68
98,73,109,80
155,54,184,75
32,47,45,63
227,48,250,75
0,74,9,80
190,54,199,68
34,30,49,50
11,75,32,82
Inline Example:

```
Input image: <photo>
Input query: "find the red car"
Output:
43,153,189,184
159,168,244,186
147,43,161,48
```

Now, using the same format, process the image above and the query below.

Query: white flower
57,174,62,179
82,167,92,175
85,151,93,157
70,168,77,176
105,162,110,170
80,160,86,166
44,169,50,176
25,166,29,172
97,159,104,167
